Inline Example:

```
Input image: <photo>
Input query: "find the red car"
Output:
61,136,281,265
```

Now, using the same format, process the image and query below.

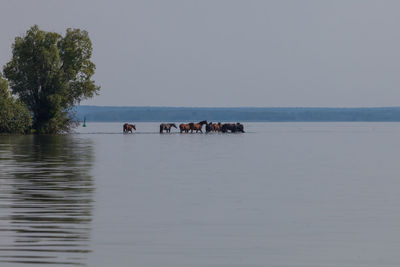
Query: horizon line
77,105,400,109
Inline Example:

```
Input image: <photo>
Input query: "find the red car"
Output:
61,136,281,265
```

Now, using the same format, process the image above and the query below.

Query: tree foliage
0,74,32,134
3,25,99,134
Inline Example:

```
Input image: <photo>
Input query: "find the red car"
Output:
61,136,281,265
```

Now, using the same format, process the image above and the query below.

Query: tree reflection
0,135,94,266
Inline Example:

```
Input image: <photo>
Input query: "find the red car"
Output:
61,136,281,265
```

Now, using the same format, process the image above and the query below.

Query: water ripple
0,135,94,266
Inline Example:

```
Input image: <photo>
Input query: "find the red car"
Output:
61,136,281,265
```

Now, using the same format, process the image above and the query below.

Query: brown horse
160,123,177,133
189,120,207,133
212,122,222,132
206,122,222,133
123,123,136,133
179,123,191,133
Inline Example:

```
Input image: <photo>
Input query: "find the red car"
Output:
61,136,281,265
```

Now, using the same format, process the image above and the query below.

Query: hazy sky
1,0,400,107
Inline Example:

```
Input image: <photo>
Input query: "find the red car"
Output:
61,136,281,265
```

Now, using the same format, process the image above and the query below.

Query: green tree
3,25,100,134
0,73,32,134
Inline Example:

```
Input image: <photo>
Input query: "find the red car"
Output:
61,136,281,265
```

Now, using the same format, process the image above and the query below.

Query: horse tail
160,124,163,133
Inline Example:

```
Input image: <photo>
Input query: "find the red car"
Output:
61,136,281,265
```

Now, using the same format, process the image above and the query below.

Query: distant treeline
75,106,400,122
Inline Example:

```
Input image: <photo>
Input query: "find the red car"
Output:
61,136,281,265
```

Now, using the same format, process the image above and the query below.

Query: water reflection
0,135,94,266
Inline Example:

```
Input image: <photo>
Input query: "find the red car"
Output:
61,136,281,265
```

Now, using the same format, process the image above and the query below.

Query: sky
1,0,400,107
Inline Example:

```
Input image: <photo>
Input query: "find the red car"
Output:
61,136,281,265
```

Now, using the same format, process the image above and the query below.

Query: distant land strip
75,106,400,122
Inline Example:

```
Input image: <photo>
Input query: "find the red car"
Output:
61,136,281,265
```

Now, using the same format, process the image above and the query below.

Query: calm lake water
1,122,400,266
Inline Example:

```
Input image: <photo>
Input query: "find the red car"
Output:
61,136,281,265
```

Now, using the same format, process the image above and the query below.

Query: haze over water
1,122,400,266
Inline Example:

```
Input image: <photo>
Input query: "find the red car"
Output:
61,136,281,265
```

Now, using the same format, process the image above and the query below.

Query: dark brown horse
221,122,245,133
123,123,136,133
206,122,213,133
160,123,177,133
189,120,207,133
179,123,191,133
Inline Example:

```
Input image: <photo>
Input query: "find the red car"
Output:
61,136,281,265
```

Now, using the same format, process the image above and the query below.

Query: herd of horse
124,121,245,133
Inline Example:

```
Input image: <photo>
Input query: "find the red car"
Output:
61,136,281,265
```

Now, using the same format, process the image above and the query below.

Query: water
1,122,400,266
